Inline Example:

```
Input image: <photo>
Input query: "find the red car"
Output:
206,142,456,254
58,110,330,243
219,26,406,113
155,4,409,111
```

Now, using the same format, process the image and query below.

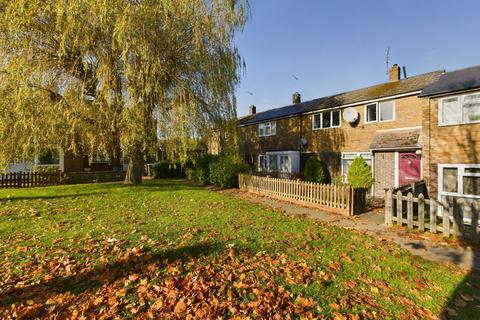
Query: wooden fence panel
0,171,61,188
238,174,366,215
385,191,479,241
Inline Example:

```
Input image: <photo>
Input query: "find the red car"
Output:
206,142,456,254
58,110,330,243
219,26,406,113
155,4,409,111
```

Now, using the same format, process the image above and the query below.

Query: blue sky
235,0,480,116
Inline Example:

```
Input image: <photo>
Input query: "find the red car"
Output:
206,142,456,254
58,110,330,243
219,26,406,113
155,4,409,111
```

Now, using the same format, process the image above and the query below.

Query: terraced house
238,64,480,200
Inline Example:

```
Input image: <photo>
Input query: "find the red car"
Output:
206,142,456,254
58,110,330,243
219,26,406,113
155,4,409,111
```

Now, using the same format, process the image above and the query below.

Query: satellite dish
343,107,359,123
299,138,308,146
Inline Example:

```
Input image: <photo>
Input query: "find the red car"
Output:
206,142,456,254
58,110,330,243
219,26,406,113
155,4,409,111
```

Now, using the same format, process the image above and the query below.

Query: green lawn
0,180,478,319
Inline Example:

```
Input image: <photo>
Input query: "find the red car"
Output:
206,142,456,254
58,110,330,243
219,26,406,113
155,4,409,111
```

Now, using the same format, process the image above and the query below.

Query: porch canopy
369,128,422,151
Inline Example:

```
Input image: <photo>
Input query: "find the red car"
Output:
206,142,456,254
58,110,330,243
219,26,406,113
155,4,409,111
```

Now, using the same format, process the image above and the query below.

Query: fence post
430,199,437,234
345,187,351,215
442,196,451,238
452,198,464,241
407,193,414,229
396,191,403,226
418,193,425,232
385,189,393,226
471,202,479,244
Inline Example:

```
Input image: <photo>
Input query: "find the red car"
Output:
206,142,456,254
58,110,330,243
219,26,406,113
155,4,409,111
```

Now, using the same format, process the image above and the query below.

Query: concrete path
227,190,480,271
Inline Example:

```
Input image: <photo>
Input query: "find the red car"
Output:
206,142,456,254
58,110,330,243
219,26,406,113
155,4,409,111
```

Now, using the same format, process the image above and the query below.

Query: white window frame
341,152,372,183
258,121,276,137
364,100,396,124
439,92,480,126
365,103,378,124
438,164,480,199
258,155,268,172
258,151,298,173
312,110,341,130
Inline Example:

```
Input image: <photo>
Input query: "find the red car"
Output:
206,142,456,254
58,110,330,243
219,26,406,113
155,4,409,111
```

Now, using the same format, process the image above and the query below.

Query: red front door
399,152,421,187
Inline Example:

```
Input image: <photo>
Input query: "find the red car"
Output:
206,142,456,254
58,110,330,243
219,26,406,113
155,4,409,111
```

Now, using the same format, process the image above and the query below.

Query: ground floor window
439,164,480,198
341,152,372,182
258,151,299,173
259,154,289,172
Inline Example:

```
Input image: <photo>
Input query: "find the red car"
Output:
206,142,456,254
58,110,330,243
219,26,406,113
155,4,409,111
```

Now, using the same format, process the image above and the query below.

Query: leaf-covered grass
0,180,478,319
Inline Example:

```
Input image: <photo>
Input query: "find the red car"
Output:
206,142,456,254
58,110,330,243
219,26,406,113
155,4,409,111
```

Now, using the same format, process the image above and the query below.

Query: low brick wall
64,171,126,184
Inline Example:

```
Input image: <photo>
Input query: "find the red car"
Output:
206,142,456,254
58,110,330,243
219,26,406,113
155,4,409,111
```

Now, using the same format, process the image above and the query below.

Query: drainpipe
299,113,303,169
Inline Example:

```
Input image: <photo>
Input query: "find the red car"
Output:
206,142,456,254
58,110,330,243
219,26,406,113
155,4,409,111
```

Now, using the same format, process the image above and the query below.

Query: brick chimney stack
292,92,301,104
389,64,401,82
249,105,256,115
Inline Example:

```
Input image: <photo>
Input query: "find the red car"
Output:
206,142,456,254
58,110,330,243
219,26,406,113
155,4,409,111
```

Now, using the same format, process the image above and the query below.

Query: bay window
439,92,480,126
257,151,299,173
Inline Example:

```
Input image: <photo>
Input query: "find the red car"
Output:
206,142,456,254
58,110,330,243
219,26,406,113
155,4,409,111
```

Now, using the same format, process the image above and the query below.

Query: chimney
292,92,301,104
389,64,401,82
249,105,256,115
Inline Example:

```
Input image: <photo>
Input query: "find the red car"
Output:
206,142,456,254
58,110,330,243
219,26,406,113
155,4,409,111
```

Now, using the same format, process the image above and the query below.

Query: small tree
347,157,374,188
303,157,326,183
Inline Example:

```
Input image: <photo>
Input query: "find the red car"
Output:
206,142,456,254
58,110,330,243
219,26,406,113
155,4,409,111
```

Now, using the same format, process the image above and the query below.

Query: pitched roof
240,70,444,126
369,128,422,150
419,65,480,97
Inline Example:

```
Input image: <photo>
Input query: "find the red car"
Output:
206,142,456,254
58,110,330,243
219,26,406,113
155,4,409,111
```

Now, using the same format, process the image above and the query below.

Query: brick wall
238,116,301,169
422,95,480,198
239,94,429,188
373,152,395,197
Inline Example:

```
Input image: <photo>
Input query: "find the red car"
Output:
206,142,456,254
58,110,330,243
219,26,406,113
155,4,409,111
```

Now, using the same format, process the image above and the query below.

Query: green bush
347,157,374,188
32,165,60,174
186,155,218,185
208,156,249,188
303,156,326,183
152,161,185,179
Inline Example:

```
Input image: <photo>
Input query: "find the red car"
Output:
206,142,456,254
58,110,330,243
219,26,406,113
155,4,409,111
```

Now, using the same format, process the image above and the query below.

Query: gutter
238,90,423,127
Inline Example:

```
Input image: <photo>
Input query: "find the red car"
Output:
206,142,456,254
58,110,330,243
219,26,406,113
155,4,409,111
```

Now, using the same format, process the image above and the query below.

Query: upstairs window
312,110,341,130
365,100,395,123
440,92,480,126
259,121,276,137
365,103,377,123
379,100,395,121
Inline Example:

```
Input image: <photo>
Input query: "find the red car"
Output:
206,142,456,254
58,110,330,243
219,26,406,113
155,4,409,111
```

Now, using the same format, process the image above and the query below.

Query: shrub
208,155,249,188
186,155,218,185
32,165,60,174
152,161,185,179
303,157,326,183
347,157,374,188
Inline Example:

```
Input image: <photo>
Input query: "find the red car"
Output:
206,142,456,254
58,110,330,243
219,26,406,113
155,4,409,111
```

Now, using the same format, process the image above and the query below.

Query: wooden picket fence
0,172,62,188
385,190,479,243
238,174,367,216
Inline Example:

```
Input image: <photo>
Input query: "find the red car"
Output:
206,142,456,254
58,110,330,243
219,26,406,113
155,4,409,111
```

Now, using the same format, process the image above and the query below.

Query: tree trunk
124,151,144,185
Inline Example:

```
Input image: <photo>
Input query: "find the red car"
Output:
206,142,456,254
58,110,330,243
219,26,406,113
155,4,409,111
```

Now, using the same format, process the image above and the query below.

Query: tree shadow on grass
0,242,221,308
440,245,480,319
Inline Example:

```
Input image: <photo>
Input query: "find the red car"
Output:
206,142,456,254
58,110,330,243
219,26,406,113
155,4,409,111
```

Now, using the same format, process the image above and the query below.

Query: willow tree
0,0,247,184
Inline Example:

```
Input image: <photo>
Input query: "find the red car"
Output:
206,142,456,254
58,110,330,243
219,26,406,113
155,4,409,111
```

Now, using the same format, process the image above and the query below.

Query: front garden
0,180,478,319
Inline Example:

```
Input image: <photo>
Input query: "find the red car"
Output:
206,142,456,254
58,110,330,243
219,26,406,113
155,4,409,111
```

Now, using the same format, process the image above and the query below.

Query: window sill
312,126,341,131
440,193,480,200
438,120,480,127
